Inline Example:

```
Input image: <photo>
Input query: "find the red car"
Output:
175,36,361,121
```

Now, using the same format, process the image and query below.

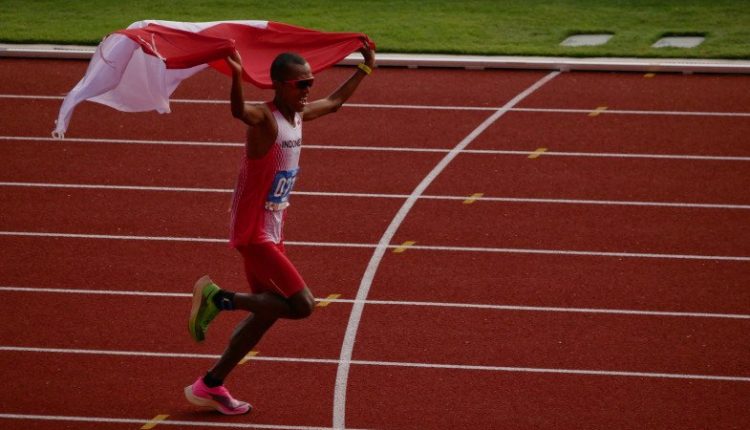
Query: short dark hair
270,52,307,82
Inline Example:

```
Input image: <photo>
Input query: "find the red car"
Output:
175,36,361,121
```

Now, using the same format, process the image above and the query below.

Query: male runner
184,45,375,415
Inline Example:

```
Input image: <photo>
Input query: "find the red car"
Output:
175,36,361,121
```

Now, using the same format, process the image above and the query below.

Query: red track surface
1,57,749,429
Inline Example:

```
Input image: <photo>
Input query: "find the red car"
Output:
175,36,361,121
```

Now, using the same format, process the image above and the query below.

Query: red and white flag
53,20,374,138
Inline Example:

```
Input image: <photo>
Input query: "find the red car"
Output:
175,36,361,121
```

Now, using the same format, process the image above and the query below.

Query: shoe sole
188,275,213,342
184,385,251,415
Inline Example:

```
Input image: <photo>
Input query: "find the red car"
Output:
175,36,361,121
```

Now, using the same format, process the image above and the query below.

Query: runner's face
277,62,313,112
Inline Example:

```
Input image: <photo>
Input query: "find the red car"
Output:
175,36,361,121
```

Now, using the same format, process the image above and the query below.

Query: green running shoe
188,275,221,342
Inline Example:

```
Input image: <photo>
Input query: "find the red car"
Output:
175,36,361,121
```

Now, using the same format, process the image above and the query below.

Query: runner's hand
226,50,243,74
359,41,375,68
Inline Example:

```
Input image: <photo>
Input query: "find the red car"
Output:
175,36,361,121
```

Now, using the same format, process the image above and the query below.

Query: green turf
1,0,748,58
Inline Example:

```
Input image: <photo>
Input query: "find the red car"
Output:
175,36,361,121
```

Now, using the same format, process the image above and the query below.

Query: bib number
266,168,299,211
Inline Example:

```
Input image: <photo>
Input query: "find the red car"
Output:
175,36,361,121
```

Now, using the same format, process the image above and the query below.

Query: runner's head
271,52,313,112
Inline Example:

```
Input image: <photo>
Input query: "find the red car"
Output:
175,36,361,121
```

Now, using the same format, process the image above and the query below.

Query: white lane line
2,285,747,320
0,413,355,430
405,244,750,262
332,298,750,320
440,195,750,210
2,93,750,117
359,360,750,382
0,230,369,248
0,181,232,193
332,71,561,428
0,135,244,147
1,230,749,261
0,285,190,298
0,94,68,100
511,107,750,117
1,345,749,383
2,180,750,210
518,150,750,162
3,135,750,161
0,230,225,243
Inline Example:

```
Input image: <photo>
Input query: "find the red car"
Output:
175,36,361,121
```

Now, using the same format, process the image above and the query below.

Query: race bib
265,168,299,211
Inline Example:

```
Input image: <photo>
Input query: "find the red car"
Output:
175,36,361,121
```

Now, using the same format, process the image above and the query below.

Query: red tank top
229,103,302,246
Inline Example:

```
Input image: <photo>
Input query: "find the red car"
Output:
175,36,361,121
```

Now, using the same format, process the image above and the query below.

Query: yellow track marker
528,147,547,159
239,350,259,365
644,73,655,78
393,241,416,253
141,415,169,429
463,193,484,204
588,106,608,117
316,293,342,307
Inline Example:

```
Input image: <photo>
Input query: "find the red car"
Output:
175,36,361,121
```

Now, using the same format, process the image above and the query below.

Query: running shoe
184,376,252,415
188,275,221,342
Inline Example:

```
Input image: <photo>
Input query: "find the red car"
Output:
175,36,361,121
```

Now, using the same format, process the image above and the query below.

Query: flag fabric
52,20,374,138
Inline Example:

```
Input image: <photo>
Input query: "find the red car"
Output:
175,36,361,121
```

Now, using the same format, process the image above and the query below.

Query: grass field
0,0,749,58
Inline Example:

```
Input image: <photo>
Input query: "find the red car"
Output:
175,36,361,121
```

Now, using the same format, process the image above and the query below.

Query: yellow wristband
357,63,372,75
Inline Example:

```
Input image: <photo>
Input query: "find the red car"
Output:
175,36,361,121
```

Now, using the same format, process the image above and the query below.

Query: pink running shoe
184,377,252,415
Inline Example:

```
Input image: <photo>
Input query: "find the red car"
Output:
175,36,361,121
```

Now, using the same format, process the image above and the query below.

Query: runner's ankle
203,372,224,388
212,290,236,311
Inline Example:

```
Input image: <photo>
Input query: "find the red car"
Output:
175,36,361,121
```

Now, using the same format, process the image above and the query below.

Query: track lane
0,139,445,195
4,234,747,316
475,111,750,156
14,343,747,430
7,184,739,260
369,251,750,315
344,365,750,429
2,286,747,378
6,60,750,115
0,236,373,299
3,138,748,206
0,58,548,106
0,138,243,188
0,419,160,430
392,198,750,256
5,89,750,158
0,351,338,428
0,59,88,95
426,152,750,205
0,187,400,245
352,304,750,376
4,346,748,430
0,98,490,149
518,71,750,112
0,291,351,360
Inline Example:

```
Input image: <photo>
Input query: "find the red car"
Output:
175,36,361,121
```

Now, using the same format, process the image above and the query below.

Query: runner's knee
288,290,315,319
292,297,314,319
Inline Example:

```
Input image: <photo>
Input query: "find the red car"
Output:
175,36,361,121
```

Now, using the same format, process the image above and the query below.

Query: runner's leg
232,287,314,319
202,243,313,383
207,313,277,381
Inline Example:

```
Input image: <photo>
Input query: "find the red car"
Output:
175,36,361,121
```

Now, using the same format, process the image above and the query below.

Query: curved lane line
331,71,561,429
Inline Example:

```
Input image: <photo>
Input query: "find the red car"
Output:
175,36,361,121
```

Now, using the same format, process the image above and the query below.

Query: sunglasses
281,78,315,90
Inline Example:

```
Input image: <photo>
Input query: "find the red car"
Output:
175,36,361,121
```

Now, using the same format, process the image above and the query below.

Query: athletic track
0,58,749,429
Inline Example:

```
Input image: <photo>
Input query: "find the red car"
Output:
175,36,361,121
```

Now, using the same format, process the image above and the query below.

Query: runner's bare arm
226,51,269,126
303,44,375,121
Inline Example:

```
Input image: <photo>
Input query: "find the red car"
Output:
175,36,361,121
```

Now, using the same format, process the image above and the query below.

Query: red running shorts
236,241,306,298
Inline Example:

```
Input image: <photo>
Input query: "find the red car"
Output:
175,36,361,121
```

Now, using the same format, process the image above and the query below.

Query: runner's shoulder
243,102,276,129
